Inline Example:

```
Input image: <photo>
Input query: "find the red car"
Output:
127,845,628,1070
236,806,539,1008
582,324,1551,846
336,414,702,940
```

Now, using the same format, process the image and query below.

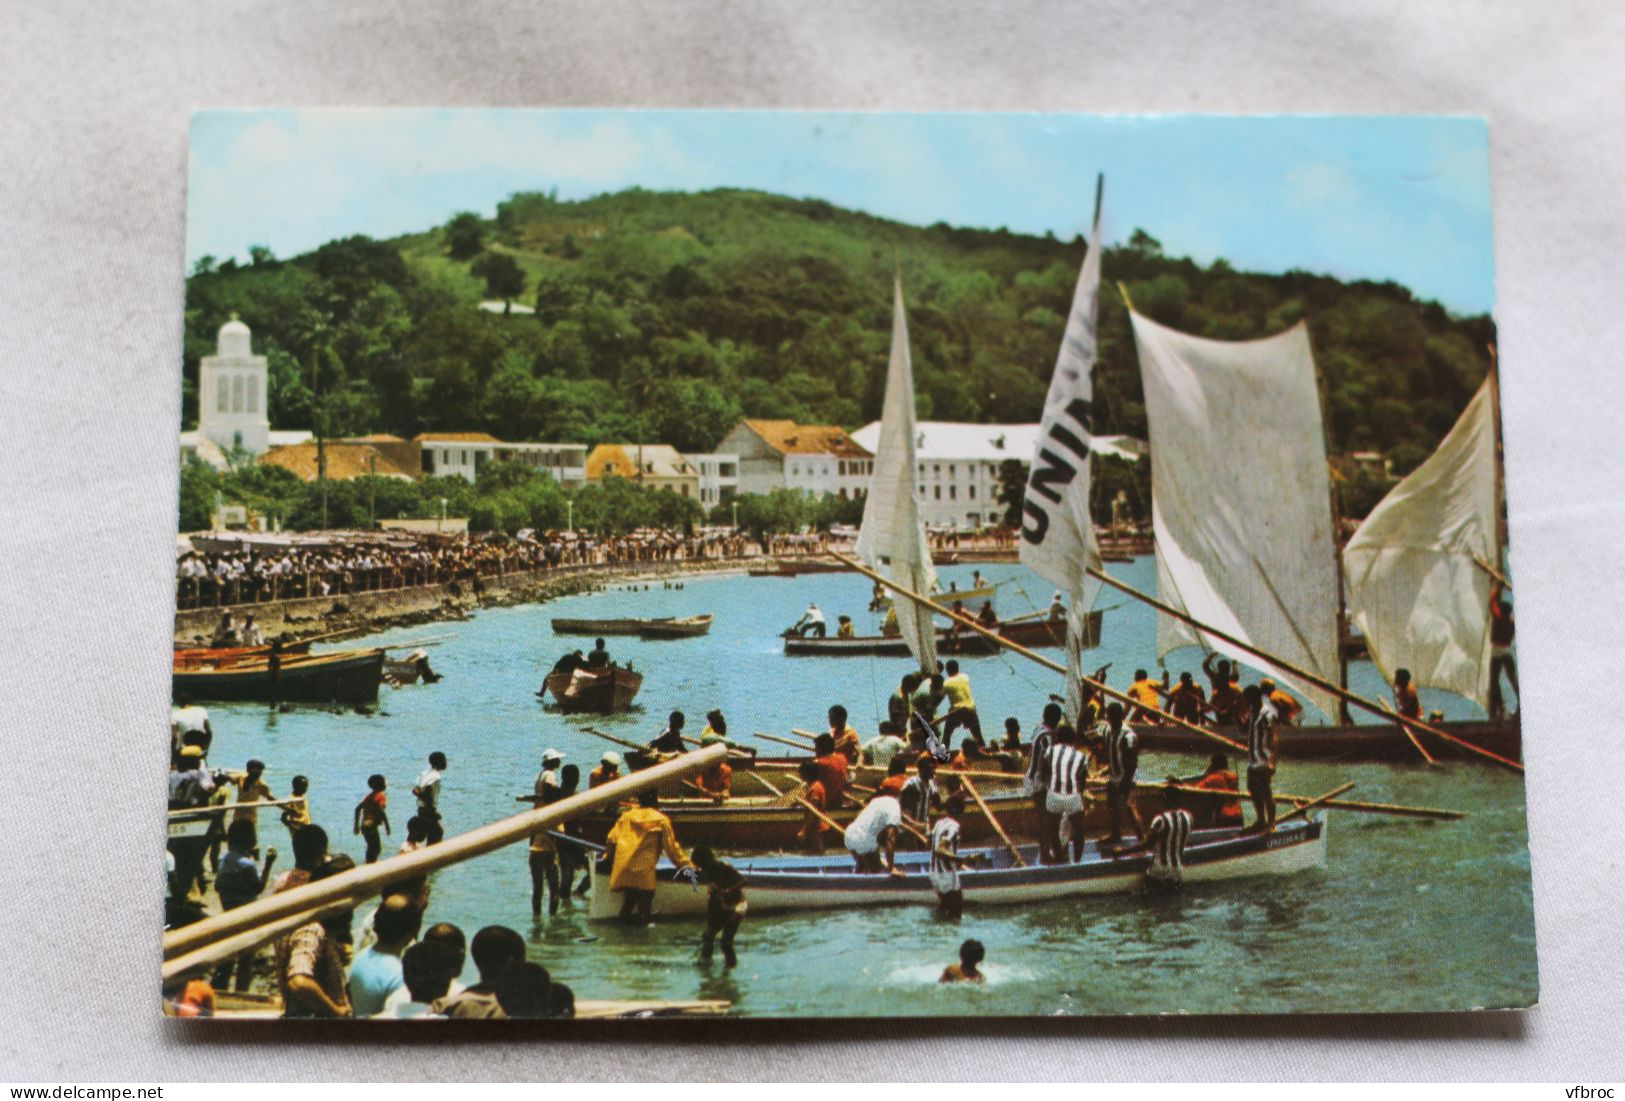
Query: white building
849,421,1146,530
685,453,740,509
714,419,874,499
179,315,311,470
417,433,588,485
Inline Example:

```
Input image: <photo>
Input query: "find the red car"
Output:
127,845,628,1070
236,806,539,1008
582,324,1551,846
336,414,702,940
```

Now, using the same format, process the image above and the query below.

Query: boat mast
1487,342,1506,574
1310,333,1353,725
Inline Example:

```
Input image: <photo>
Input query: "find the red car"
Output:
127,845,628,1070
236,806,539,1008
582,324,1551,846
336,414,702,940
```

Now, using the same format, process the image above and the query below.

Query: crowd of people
175,529,756,610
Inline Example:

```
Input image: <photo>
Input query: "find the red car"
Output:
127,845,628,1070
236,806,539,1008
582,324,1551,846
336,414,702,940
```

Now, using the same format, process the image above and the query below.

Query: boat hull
544,667,644,713
171,649,384,706
552,615,713,639
172,641,312,669
784,610,1101,656
1135,715,1520,763
587,815,1325,919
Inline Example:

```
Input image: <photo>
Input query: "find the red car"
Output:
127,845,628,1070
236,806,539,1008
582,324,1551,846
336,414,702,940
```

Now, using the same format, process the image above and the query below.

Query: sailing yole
164,110,1533,1024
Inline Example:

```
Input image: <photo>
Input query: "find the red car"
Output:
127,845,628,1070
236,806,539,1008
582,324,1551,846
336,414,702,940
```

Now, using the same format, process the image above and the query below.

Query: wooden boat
783,610,1102,656
1135,714,1520,763
635,614,714,639
585,815,1326,919
543,666,644,713
748,563,798,577
552,615,713,639
623,752,1033,801
172,641,312,669
879,582,997,610
206,990,730,1019
571,785,1172,851
171,648,384,706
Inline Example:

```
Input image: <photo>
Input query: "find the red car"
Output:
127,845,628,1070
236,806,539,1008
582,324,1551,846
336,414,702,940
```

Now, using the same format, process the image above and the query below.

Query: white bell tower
198,313,270,457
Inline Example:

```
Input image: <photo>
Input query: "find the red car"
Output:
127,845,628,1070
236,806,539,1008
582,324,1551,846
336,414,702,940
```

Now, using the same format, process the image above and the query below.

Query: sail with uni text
1019,176,1106,721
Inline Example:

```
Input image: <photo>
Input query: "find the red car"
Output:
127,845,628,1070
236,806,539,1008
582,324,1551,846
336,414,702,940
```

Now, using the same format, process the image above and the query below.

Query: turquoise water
195,558,1537,1015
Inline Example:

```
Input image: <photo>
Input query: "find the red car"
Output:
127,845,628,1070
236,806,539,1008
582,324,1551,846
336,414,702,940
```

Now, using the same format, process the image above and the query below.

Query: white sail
855,278,939,673
1020,180,1105,720
1130,312,1341,721
1342,377,1497,708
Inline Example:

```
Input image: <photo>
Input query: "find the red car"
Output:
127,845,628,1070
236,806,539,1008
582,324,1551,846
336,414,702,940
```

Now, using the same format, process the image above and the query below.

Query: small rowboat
543,666,644,713
171,648,385,706
879,583,997,609
551,615,714,639
784,610,1102,656
585,815,1326,919
748,563,798,578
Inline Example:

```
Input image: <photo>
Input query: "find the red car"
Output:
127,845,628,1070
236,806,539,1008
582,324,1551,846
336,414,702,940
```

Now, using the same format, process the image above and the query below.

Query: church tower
198,313,270,456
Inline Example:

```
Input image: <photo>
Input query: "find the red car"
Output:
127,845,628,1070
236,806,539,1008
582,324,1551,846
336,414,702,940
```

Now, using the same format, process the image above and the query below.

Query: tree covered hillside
184,186,1496,479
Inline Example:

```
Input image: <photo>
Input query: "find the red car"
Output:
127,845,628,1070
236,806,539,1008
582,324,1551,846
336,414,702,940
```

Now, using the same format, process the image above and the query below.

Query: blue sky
188,109,1494,315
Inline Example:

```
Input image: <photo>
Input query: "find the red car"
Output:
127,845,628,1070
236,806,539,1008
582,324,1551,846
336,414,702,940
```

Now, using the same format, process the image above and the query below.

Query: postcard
163,109,1533,1020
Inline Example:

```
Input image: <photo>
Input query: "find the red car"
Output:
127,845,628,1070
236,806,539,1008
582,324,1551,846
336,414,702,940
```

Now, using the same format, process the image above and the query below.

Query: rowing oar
1273,781,1356,826
1135,781,1465,821
794,792,928,847
1471,555,1512,589
958,775,1026,867
378,633,456,650
167,797,308,818
1084,567,1524,773
851,763,1024,783
754,731,815,752
828,551,1247,757
743,770,785,798
581,726,645,752
787,729,821,742
1377,697,1440,767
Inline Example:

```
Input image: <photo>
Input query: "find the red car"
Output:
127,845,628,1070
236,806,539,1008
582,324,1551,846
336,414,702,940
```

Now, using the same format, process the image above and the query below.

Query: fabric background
2,0,1622,1081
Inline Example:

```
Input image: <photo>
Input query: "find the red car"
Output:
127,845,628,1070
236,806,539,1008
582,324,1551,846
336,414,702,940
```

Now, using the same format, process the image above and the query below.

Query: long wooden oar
1085,568,1523,773
845,785,932,843
167,797,307,819
1377,697,1440,767
787,729,823,743
582,726,645,752
958,776,1026,867
378,633,456,650
744,770,785,798
754,731,814,753
1274,781,1355,826
828,551,1247,756
1141,781,1464,821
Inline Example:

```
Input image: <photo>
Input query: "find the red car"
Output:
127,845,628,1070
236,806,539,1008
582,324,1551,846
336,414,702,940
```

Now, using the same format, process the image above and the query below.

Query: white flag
1019,179,1105,720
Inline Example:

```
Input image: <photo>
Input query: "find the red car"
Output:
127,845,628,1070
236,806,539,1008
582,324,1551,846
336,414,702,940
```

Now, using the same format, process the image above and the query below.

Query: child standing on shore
354,774,391,863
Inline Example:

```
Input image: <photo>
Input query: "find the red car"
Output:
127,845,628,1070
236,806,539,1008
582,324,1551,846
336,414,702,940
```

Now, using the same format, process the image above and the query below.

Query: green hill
183,186,1496,486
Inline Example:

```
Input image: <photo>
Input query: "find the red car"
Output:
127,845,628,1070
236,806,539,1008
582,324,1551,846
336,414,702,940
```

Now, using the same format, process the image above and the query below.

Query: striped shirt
1146,808,1194,879
1025,724,1056,791
899,775,937,824
1248,700,1279,769
1105,723,1138,782
1046,744,1089,798
929,816,963,894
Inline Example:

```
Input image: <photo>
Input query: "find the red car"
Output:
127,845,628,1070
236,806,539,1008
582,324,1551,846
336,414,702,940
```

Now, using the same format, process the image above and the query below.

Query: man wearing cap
589,752,623,789
525,749,566,916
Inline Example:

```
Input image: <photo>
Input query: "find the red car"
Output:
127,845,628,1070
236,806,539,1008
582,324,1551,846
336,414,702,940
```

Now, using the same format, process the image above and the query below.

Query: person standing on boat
899,753,941,827
888,673,921,738
414,752,447,844
1103,703,1143,844
1259,678,1303,726
1127,669,1163,724
1024,703,1063,864
1243,685,1280,831
239,614,265,647
585,638,611,670
1392,668,1421,720
792,602,827,638
940,661,983,747
1164,672,1207,726
911,673,948,747
1204,653,1245,727
929,793,982,919
843,791,906,875
1489,585,1518,718
1044,724,1090,863
604,792,692,926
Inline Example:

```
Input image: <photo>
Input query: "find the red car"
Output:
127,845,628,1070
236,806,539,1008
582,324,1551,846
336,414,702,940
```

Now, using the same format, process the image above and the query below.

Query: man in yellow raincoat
604,793,692,925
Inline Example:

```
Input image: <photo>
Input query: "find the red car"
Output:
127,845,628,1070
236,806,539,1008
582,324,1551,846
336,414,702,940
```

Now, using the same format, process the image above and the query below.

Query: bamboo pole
1144,781,1464,820
743,770,785,798
168,797,307,819
787,729,823,743
1472,554,1512,589
1274,781,1355,826
959,776,1026,867
162,745,727,960
1084,567,1524,773
828,551,1247,755
581,726,645,752
754,731,814,752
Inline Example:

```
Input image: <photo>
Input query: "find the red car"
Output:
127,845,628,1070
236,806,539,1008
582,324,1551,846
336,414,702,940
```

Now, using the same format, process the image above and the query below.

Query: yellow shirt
232,778,273,823
836,621,856,639
943,672,975,711
1128,678,1162,709
605,806,690,893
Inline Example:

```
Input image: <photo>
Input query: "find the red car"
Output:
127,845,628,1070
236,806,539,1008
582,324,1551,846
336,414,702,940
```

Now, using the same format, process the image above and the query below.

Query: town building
417,433,588,485
714,419,873,499
849,421,1146,530
684,453,740,509
585,443,701,498
257,439,419,482
179,316,311,470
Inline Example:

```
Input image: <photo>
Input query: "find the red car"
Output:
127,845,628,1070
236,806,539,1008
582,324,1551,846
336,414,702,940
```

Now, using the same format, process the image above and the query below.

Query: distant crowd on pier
175,529,756,609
